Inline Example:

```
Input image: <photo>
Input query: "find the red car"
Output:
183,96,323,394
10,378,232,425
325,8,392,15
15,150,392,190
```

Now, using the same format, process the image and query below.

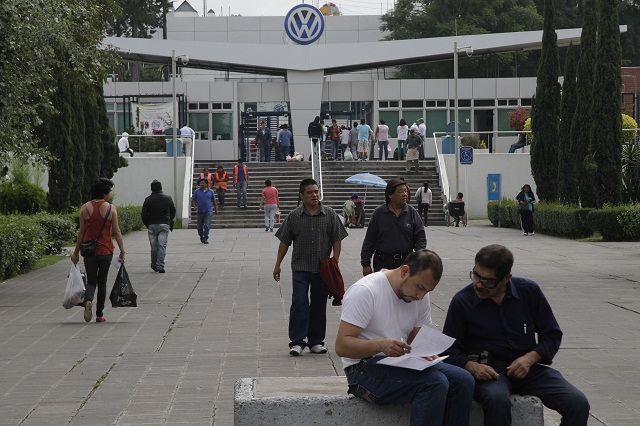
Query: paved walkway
0,221,639,425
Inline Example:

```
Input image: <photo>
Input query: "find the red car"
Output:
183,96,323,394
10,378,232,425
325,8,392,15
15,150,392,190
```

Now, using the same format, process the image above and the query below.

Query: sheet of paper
111,258,122,270
378,355,449,371
408,325,456,357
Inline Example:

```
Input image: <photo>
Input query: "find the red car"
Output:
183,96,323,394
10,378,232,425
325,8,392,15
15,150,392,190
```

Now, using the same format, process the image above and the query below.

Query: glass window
402,111,423,128
474,99,495,107
437,100,447,108
389,101,399,108
508,99,518,106
189,113,209,139
223,103,232,109
379,111,399,138
331,101,350,112
188,103,199,110
521,98,532,106
403,100,423,108
425,110,447,140
426,101,436,107
497,109,512,136
498,99,508,106
449,100,471,108
379,101,388,108
212,112,233,140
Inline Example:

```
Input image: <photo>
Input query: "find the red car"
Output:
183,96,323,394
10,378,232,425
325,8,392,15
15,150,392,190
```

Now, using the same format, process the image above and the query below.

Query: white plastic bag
63,264,86,309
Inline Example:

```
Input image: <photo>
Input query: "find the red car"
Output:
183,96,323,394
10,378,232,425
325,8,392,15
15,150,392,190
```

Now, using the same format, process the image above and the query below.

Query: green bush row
0,206,145,281
487,199,640,241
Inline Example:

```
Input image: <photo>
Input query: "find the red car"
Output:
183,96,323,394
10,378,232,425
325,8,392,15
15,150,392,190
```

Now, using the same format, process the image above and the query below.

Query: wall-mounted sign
284,4,324,45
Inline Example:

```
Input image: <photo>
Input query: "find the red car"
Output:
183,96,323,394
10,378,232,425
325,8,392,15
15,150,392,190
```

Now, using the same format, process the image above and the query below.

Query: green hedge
0,205,145,281
487,200,640,240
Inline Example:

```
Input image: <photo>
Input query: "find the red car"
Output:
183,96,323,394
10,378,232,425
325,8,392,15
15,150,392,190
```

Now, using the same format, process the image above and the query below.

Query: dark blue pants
289,271,326,349
346,356,474,426
474,362,590,425
216,188,225,208
520,211,534,234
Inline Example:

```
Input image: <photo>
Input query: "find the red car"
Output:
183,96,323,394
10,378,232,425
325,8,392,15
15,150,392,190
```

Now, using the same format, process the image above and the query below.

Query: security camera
465,47,473,57
178,55,189,66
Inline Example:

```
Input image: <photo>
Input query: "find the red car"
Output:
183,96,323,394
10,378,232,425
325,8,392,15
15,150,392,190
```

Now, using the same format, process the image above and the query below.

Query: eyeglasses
469,269,501,289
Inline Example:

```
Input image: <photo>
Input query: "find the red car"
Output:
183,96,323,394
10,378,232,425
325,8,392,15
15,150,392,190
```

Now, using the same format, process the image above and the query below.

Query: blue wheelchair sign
460,146,473,165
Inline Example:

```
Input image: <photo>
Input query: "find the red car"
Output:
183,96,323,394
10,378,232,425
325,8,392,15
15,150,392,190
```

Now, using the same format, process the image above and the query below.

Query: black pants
520,211,534,234
84,254,113,317
418,203,430,226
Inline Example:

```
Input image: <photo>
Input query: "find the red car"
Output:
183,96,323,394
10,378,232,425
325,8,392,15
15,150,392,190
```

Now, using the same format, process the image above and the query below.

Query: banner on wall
257,102,288,112
131,103,173,135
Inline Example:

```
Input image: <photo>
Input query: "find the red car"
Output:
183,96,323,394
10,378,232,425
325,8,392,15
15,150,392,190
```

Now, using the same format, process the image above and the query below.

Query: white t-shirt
397,125,409,140
118,136,129,152
418,123,427,138
339,271,431,369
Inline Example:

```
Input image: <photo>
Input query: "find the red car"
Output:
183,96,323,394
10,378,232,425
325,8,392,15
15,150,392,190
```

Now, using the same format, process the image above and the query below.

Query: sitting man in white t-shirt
335,250,474,425
118,132,134,157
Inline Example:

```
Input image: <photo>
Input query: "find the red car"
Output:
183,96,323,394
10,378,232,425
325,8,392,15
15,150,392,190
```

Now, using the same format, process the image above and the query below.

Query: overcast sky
173,0,394,17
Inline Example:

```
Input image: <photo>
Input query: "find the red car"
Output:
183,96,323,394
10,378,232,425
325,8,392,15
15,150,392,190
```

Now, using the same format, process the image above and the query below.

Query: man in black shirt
360,178,426,275
141,180,176,273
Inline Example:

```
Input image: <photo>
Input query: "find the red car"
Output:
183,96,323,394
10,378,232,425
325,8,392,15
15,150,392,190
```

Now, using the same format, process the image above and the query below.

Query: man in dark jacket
141,180,176,273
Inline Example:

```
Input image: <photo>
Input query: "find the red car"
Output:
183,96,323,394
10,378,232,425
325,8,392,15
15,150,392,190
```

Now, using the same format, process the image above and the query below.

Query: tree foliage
586,0,623,208
569,0,598,206
0,0,119,169
380,0,543,78
557,43,578,204
109,0,172,38
531,0,561,202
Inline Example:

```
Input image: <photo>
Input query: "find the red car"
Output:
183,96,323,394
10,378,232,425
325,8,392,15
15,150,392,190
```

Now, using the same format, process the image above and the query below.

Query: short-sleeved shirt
340,271,431,368
357,124,372,141
262,186,279,205
275,204,348,273
192,188,216,213
361,203,426,266
277,129,292,146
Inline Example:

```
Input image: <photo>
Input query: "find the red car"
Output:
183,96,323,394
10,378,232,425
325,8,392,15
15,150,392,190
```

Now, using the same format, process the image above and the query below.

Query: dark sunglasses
470,269,501,289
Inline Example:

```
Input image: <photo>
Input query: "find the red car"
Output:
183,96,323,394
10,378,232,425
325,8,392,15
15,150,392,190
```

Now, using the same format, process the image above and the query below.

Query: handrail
432,132,451,209
310,138,324,201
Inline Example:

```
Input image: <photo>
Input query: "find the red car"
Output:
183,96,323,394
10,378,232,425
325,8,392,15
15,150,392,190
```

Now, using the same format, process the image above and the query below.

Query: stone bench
235,377,543,426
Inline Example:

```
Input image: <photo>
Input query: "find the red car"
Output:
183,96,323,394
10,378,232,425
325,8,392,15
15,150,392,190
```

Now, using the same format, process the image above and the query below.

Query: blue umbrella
345,173,387,188
345,173,387,207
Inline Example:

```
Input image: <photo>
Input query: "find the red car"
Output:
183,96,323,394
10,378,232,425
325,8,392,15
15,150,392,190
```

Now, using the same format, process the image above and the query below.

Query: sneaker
265,228,269,232
530,232,535,235
289,345,303,356
270,228,274,232
203,240,209,244
523,232,528,236
96,317,106,323
151,264,158,272
84,301,93,322
309,344,328,354
157,268,165,273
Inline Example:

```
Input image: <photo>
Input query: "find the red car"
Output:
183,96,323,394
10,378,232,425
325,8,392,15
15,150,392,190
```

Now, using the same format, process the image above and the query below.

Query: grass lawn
33,255,69,270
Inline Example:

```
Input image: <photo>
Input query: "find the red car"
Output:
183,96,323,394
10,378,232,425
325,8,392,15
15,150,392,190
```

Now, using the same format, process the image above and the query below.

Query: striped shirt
275,204,348,273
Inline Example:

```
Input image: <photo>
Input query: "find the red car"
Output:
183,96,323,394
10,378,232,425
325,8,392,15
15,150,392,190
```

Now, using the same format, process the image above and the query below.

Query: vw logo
284,4,324,45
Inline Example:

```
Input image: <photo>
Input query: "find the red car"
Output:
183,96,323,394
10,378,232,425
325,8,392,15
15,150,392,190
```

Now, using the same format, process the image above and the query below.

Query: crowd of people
69,170,579,426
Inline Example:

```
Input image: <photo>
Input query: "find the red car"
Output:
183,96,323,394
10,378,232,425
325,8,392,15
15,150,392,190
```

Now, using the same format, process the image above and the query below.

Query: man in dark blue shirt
443,244,590,425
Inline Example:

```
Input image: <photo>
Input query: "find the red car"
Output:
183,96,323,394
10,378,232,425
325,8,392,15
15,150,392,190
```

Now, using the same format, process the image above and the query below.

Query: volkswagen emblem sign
284,4,324,45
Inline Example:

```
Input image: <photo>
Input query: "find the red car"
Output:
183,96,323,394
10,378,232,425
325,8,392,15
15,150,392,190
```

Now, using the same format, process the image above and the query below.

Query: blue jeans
236,181,247,207
197,211,213,241
216,188,226,208
331,139,340,159
346,356,474,426
84,254,113,317
289,271,326,349
264,204,277,229
148,223,170,269
279,145,290,161
397,140,406,159
474,361,590,426
378,140,389,160
260,143,271,162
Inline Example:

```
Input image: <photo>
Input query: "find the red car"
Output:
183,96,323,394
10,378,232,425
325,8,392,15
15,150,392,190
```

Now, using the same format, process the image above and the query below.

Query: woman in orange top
71,178,125,323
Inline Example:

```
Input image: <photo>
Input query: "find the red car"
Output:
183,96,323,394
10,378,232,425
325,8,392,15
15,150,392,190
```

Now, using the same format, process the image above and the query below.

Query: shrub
532,203,594,239
587,204,640,241
0,181,48,214
33,213,77,255
116,206,144,234
622,114,638,145
0,215,45,279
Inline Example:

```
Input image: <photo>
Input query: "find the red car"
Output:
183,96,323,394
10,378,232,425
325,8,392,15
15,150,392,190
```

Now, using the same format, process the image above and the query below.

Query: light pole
171,50,189,205
453,42,471,196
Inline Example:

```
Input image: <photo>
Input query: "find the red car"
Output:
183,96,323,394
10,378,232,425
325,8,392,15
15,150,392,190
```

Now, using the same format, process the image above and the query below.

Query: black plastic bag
109,264,138,307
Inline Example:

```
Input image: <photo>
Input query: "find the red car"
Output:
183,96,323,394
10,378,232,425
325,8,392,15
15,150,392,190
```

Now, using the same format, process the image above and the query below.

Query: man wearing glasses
442,245,590,425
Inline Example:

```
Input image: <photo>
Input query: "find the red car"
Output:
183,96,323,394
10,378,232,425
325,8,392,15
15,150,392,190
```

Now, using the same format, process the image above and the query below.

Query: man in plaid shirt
273,178,348,356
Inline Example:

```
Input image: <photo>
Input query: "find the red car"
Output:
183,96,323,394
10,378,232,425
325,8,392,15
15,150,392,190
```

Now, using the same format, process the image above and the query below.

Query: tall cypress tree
70,85,86,207
557,43,578,204
570,0,598,205
82,83,105,201
43,79,74,212
531,0,561,201
586,0,623,207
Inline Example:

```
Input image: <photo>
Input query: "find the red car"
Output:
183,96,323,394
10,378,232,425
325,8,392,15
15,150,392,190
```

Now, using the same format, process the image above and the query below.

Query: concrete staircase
190,160,446,229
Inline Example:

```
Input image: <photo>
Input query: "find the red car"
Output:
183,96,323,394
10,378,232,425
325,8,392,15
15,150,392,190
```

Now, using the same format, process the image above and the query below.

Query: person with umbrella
360,178,426,275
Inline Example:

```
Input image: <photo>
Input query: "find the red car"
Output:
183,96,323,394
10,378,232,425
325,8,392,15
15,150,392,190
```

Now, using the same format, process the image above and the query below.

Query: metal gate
239,111,292,162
